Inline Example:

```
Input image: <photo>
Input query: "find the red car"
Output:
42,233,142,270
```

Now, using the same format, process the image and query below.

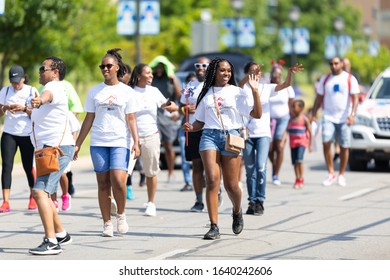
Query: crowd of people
0,50,362,254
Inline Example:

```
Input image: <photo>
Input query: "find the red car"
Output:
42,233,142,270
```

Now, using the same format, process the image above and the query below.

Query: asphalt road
1,141,389,279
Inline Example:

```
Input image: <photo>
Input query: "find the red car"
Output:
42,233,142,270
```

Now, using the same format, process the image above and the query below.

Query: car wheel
348,150,367,171
375,159,389,171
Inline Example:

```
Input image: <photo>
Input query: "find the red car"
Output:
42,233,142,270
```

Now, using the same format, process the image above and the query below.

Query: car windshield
370,77,390,99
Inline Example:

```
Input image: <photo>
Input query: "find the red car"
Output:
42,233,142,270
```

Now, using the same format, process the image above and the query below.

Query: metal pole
235,15,239,51
291,21,296,66
135,0,141,64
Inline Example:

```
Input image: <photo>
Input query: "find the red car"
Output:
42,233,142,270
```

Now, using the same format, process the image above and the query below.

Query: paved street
1,140,389,263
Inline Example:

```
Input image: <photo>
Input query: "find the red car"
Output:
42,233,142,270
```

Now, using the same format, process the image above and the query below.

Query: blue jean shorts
321,119,351,148
90,146,130,173
199,129,242,156
291,146,306,165
271,115,290,141
34,145,74,195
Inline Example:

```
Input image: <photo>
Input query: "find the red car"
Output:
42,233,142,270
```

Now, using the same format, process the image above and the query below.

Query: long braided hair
196,57,236,108
129,63,148,88
104,48,127,79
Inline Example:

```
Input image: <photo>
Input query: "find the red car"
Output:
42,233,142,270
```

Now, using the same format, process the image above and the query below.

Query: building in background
343,0,390,49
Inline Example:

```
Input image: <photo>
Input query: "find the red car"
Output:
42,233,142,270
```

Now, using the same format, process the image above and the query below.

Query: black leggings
1,132,35,189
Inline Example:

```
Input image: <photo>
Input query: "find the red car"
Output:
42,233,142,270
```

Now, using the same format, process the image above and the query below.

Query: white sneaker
337,175,347,187
322,173,337,186
116,213,129,234
110,199,117,217
272,175,281,186
102,221,114,237
144,202,157,217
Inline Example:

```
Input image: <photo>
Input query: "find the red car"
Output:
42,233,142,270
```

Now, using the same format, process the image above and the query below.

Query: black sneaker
246,202,255,215
254,201,264,216
232,209,244,235
190,201,204,212
203,224,220,240
56,233,72,246
29,238,62,255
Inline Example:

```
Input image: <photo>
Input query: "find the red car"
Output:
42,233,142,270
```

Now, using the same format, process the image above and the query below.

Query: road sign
0,0,5,15
117,0,160,36
279,27,310,55
221,17,255,48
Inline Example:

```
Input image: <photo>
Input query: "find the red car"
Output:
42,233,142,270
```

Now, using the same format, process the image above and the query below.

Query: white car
349,67,390,171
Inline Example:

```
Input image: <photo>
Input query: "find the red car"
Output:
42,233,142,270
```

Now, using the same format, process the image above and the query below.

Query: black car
175,51,254,84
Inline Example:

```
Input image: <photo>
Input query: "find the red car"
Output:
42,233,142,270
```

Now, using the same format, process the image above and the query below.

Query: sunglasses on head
99,64,114,70
194,63,209,69
39,66,54,73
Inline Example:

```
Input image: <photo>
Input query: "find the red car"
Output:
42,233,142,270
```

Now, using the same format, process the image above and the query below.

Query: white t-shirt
317,71,360,123
179,80,203,124
269,86,295,118
84,82,138,148
0,85,38,136
243,83,278,138
30,81,75,149
194,85,253,130
133,85,166,137
68,111,81,135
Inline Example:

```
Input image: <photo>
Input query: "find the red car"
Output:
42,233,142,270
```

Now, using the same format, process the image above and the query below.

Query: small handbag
213,88,245,155
32,117,67,177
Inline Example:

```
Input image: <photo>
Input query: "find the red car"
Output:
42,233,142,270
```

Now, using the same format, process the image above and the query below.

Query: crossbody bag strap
32,113,68,150
212,87,226,132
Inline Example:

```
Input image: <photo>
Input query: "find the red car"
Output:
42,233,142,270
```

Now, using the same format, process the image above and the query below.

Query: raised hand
289,63,304,74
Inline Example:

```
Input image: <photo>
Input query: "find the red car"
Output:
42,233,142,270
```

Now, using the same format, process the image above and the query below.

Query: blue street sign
221,17,255,48
117,0,160,36
279,27,310,55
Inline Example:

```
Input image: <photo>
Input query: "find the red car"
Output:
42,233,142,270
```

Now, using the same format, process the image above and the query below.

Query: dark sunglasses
99,64,114,70
39,66,54,73
329,62,339,66
194,63,209,69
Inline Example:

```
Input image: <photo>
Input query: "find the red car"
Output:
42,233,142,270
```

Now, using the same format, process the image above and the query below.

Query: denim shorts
291,146,306,165
271,115,290,141
199,128,242,156
90,146,130,173
321,119,351,148
34,145,74,195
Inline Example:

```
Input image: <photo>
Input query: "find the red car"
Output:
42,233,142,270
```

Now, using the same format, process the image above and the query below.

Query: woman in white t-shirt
28,56,75,255
74,49,140,238
240,62,303,216
128,63,178,217
268,63,296,186
0,66,39,213
182,57,261,240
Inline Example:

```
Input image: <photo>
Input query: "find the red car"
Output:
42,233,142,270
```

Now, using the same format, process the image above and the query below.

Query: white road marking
338,188,375,201
148,249,189,260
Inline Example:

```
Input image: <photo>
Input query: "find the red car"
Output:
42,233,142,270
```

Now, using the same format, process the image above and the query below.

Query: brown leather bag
32,117,67,177
34,147,64,177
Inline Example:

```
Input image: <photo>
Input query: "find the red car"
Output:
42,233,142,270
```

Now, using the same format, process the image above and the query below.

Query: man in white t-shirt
311,56,359,187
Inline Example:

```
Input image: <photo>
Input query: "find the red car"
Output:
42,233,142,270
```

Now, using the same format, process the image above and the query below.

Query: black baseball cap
9,65,25,83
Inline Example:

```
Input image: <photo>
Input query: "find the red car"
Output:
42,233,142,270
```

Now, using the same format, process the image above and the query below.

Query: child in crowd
281,99,313,189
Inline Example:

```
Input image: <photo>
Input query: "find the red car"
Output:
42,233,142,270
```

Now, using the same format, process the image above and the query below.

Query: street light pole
289,6,300,66
333,16,344,58
230,0,244,51
363,23,371,54
135,0,141,64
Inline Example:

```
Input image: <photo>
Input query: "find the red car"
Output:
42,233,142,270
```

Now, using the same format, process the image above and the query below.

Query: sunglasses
99,64,114,70
39,66,54,73
194,63,209,69
329,62,339,66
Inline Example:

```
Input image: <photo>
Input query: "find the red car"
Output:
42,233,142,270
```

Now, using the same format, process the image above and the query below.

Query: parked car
175,51,254,85
349,67,390,171
159,52,254,169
